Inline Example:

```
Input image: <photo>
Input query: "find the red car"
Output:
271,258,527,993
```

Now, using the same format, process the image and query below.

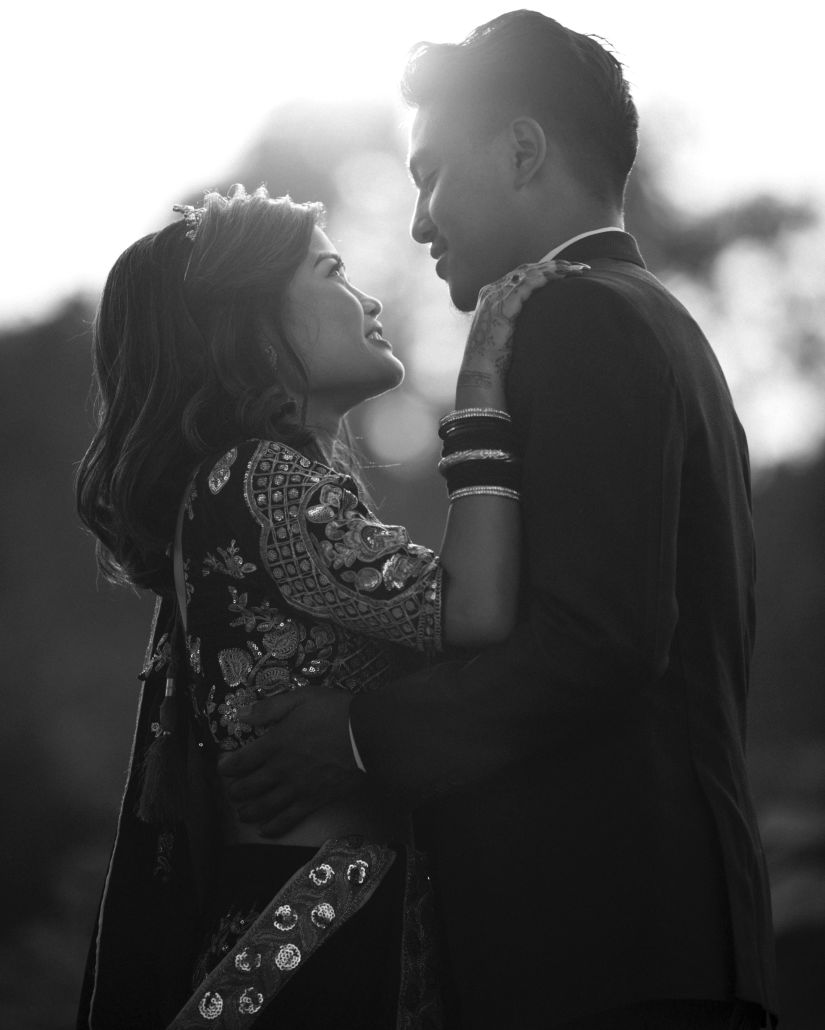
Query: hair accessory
172,203,205,241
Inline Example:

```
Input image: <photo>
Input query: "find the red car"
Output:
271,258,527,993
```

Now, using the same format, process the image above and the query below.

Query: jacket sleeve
349,276,687,802
200,439,443,655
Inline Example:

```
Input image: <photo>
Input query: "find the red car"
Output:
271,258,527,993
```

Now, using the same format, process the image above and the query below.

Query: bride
75,183,583,1028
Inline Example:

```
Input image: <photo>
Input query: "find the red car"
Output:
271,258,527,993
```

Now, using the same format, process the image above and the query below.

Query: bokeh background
2,2,824,1026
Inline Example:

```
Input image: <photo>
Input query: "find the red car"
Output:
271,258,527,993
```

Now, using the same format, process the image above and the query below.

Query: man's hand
217,685,364,838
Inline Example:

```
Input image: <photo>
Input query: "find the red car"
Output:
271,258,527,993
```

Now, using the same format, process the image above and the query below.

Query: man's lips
435,254,447,279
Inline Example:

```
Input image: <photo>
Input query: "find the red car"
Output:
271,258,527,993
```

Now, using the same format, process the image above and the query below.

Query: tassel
137,619,190,825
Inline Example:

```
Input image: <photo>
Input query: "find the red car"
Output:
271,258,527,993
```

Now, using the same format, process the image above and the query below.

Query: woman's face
284,227,404,424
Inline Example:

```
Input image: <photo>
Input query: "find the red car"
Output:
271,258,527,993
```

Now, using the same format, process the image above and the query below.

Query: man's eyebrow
313,251,342,268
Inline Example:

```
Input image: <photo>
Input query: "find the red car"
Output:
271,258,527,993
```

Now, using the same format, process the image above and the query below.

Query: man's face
408,105,524,312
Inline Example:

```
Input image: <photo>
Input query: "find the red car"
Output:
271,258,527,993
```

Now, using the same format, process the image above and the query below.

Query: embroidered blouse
179,439,443,752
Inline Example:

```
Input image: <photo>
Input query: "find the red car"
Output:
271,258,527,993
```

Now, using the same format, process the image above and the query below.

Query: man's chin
447,278,480,313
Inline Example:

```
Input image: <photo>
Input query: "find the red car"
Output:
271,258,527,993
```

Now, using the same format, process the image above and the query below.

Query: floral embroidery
191,904,260,991
246,442,442,654
207,682,259,746
203,540,257,579
208,448,237,495
140,632,171,678
153,830,175,882
188,635,202,674
186,440,439,753
182,557,194,604
308,483,412,587
381,549,433,591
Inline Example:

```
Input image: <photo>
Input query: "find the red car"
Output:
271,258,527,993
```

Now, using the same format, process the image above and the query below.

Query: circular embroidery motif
234,947,262,972
238,988,264,1014
347,859,370,885
309,862,335,887
275,943,302,971
272,904,298,932
310,902,336,928
198,991,224,1019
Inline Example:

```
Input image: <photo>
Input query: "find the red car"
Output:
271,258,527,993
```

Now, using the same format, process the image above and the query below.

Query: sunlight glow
3,0,824,471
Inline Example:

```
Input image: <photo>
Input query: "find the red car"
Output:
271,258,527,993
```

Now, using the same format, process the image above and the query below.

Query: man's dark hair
401,9,639,206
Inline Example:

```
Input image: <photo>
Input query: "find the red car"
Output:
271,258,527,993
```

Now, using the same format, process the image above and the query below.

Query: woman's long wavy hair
77,184,346,592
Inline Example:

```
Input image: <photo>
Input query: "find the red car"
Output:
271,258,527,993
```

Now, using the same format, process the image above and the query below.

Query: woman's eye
329,258,347,278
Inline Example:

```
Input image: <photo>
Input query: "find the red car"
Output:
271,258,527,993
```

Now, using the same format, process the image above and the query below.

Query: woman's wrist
455,367,507,410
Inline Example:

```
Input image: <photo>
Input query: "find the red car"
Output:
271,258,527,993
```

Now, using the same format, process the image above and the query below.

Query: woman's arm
438,259,586,647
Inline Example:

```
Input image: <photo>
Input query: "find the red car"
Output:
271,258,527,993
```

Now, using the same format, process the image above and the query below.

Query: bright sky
1,0,823,326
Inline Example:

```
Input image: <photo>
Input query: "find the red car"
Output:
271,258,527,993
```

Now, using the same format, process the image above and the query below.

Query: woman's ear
509,117,547,188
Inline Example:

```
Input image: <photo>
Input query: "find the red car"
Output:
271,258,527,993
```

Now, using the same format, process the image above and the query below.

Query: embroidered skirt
180,838,442,1029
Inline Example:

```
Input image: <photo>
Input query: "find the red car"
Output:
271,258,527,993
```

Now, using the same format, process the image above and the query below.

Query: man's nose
410,194,434,245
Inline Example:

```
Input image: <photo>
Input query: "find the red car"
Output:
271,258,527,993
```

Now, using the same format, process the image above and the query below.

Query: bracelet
439,408,512,437
440,407,511,426
449,486,521,502
440,424,517,457
437,448,516,475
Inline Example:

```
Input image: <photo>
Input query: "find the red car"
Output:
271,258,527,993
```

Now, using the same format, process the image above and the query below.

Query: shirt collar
540,226,625,263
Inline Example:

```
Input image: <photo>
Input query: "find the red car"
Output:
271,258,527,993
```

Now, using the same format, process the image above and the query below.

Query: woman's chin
373,360,406,395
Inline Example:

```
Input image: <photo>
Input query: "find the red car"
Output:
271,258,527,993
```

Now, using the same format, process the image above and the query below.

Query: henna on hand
459,259,589,387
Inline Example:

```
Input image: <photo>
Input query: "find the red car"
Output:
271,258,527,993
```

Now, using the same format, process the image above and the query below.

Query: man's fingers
223,761,285,804
239,690,302,728
218,713,295,778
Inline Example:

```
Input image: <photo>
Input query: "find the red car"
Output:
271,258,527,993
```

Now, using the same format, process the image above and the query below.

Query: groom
222,12,778,1028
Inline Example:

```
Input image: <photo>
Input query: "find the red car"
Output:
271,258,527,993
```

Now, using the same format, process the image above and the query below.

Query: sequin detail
187,635,201,674
309,863,335,887
208,448,237,494
245,441,443,656
185,440,440,754
234,947,262,972
272,904,298,932
238,988,264,1014
198,991,223,1019
275,943,301,970
203,539,257,579
174,840,398,1028
310,902,336,928
347,859,370,885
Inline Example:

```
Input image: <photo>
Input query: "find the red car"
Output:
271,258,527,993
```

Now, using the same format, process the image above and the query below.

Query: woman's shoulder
197,439,343,498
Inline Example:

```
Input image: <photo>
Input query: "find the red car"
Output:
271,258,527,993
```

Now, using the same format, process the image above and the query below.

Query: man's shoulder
514,270,667,368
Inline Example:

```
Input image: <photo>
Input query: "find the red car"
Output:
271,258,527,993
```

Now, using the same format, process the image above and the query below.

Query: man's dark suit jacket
350,232,778,1028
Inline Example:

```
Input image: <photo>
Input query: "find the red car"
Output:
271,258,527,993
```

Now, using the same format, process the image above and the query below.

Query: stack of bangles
437,408,521,503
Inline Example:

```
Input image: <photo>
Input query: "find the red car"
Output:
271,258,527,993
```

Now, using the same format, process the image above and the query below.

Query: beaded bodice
180,440,442,752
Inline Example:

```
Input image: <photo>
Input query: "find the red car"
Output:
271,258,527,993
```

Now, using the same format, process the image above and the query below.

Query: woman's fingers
540,258,590,279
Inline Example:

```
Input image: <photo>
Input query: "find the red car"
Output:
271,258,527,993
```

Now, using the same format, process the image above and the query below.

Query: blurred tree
626,152,815,280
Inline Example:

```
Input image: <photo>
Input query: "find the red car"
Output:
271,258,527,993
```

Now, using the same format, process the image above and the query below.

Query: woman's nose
361,291,382,317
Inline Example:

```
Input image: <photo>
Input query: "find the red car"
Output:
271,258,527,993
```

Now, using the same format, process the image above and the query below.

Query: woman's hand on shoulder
456,259,589,409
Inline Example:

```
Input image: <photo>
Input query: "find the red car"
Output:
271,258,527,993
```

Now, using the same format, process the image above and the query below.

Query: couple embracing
77,11,778,1030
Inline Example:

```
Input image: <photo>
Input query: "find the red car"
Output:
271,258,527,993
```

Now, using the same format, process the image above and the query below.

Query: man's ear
509,117,547,188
